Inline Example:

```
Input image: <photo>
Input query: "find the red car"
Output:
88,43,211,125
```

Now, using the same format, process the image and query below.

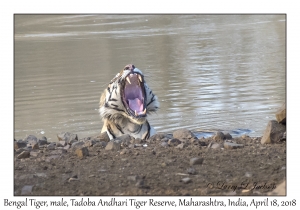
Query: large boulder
261,120,286,144
275,103,286,124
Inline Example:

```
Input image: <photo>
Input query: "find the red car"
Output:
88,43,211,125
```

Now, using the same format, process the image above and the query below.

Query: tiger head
99,64,159,139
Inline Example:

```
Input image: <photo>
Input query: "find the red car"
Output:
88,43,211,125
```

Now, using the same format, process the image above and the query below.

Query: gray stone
161,137,169,142
30,151,40,157
57,140,67,147
224,133,232,140
149,133,167,141
93,141,107,148
17,151,30,159
115,134,132,142
127,175,139,182
275,103,286,124
15,148,26,154
38,139,47,146
84,140,95,147
187,167,196,175
160,142,169,148
190,157,204,166
173,129,195,139
21,185,33,195
261,120,286,144
224,141,244,149
168,138,181,146
63,144,71,150
213,131,225,141
24,135,38,143
47,143,56,150
71,141,84,149
31,143,39,150
14,141,27,150
181,177,192,184
57,132,78,144
211,143,221,149
75,147,89,158
105,141,121,151
175,143,186,149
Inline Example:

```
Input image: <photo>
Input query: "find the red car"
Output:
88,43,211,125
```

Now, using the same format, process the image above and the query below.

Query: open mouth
122,73,147,118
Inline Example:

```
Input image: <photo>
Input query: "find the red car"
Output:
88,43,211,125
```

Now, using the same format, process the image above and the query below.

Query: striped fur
99,64,159,140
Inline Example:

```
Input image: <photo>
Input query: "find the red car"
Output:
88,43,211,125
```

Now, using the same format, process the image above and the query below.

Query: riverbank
14,129,286,196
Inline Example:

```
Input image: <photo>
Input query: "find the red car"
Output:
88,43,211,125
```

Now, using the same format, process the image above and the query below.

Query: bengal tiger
99,64,159,140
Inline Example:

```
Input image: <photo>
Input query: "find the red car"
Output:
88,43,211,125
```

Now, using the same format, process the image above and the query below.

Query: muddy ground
14,131,286,196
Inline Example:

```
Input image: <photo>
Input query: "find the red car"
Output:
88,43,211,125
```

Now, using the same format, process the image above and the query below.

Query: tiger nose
124,64,135,71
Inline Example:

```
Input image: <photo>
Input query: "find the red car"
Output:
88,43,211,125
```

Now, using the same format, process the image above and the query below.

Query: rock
190,157,204,166
211,143,221,149
168,138,181,146
21,185,33,195
31,143,39,150
213,131,225,141
15,148,26,154
98,132,110,142
105,141,121,151
63,144,71,150
127,175,139,182
24,135,38,143
57,132,78,144
93,141,107,148
160,142,169,148
17,151,30,159
38,139,47,146
224,141,244,149
120,149,131,155
115,134,132,142
224,133,232,140
30,151,40,157
261,120,286,144
75,147,89,158
175,143,186,149
187,168,196,175
84,140,95,147
149,133,166,141
47,143,56,150
181,177,192,184
14,141,27,150
275,103,286,124
71,141,84,149
173,129,195,139
50,149,67,155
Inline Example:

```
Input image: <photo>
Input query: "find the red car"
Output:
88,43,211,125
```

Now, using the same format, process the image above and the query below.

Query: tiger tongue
128,98,144,113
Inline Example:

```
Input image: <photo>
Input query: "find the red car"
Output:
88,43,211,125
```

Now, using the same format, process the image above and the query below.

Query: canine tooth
126,77,131,84
142,108,147,115
138,75,142,82
135,110,137,116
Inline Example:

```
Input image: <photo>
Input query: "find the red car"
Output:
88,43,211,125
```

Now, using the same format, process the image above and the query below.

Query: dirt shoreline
14,130,286,196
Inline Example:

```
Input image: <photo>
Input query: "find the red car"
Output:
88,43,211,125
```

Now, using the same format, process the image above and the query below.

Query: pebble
224,142,244,149
224,133,232,140
98,132,110,142
38,139,47,146
211,143,221,149
187,167,196,175
75,147,89,158
47,143,56,150
173,128,195,139
161,142,169,147
190,157,204,166
32,143,39,150
181,177,192,184
17,151,30,159
105,141,121,151
213,131,225,141
57,132,78,144
168,138,181,146
14,141,27,150
21,185,33,195
30,151,39,157
175,143,186,149
127,175,139,182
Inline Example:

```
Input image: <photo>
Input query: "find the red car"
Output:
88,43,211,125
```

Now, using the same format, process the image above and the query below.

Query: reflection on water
14,15,285,141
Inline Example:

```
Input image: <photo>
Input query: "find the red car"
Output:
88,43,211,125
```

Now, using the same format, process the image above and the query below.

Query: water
14,15,286,141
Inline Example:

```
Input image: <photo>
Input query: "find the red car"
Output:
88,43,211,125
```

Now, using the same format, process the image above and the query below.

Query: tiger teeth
142,108,147,115
135,110,138,116
126,77,131,84
138,75,142,83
